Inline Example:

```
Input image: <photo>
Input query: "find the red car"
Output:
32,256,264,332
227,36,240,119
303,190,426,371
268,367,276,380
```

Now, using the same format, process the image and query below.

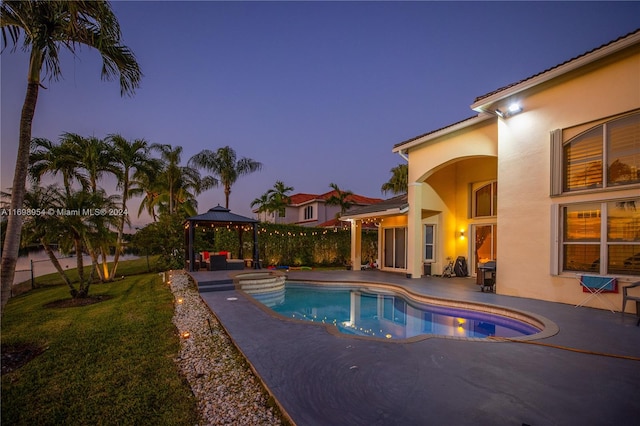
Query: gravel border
168,271,284,425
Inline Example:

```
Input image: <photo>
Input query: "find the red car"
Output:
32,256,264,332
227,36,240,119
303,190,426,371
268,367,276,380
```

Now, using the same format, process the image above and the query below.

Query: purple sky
2,1,639,228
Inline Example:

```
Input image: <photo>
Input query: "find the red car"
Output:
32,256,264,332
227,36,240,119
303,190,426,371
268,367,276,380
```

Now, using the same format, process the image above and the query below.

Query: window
424,224,435,262
304,205,313,220
561,197,640,276
382,296,406,325
473,181,497,217
560,111,640,193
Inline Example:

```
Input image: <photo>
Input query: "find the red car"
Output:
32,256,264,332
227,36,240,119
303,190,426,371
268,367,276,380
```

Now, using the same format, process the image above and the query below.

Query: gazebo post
188,220,195,272
184,224,189,271
253,223,260,269
238,227,244,260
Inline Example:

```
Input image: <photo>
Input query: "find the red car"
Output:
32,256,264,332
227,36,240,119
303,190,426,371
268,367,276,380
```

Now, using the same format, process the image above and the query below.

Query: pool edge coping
236,278,560,343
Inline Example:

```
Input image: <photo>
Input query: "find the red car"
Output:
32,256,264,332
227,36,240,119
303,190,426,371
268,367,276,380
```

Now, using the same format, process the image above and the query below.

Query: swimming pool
244,282,546,341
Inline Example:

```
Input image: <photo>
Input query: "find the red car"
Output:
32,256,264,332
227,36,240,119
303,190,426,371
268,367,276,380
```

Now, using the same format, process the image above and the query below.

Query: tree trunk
73,238,84,298
86,241,104,283
225,185,231,209
110,180,128,279
1,79,40,314
41,240,74,291
100,247,111,282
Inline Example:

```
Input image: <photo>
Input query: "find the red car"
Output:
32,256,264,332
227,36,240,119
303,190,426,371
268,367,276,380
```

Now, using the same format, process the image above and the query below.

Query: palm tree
152,144,217,216
152,144,185,215
189,146,262,209
18,184,74,291
58,189,119,298
58,133,121,281
251,181,294,223
29,137,89,197
136,170,162,222
381,164,408,195
251,193,272,216
65,133,117,194
1,0,142,312
105,134,154,278
325,182,354,218
267,181,293,221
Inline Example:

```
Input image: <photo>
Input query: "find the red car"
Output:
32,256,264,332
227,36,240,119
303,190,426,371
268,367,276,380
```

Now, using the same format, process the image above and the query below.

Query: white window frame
423,224,436,263
304,205,314,220
472,181,497,218
551,110,640,196
555,197,640,276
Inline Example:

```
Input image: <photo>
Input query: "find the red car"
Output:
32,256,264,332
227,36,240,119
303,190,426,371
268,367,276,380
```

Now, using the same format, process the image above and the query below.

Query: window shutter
550,203,560,275
550,129,563,195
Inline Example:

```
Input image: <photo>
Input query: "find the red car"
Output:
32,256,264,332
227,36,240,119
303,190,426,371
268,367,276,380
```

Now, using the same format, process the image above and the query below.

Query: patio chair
575,274,618,313
621,281,640,326
209,254,228,271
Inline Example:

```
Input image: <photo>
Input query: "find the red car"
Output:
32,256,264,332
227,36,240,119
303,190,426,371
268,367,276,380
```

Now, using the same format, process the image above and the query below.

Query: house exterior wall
378,215,408,272
402,41,640,311
496,47,640,308
404,119,498,278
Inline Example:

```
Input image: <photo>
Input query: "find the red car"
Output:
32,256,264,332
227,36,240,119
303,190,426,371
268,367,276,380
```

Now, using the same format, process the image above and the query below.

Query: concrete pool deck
196,269,640,426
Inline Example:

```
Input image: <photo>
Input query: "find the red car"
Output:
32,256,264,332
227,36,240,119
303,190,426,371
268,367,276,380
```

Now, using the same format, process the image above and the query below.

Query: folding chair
575,274,618,313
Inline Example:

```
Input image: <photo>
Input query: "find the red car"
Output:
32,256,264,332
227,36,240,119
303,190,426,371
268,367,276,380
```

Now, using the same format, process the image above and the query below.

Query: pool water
248,283,540,340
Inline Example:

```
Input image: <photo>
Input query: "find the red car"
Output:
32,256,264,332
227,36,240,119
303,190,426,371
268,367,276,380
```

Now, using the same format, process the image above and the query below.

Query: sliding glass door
383,227,407,269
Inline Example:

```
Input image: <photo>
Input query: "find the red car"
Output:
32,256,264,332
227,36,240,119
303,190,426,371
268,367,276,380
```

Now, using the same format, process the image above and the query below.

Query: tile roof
394,29,640,151
186,205,257,224
288,190,383,206
473,28,640,103
316,217,378,229
341,194,409,218
393,115,480,149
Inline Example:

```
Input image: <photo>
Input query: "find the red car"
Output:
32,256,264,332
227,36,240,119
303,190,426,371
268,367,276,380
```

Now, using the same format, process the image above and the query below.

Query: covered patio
184,205,260,272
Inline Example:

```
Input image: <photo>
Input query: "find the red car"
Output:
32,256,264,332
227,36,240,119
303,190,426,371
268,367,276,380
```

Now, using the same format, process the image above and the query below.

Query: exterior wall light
508,102,522,115
495,102,523,118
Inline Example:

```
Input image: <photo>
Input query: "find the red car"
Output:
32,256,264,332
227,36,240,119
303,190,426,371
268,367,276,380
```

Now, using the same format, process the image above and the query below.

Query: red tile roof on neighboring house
288,190,383,206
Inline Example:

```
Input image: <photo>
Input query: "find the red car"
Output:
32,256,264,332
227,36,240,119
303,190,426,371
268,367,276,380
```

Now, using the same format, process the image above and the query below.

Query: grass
1,268,200,425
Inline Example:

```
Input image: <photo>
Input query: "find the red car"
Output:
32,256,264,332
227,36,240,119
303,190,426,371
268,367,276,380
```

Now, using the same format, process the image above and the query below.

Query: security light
508,102,523,114
495,102,523,118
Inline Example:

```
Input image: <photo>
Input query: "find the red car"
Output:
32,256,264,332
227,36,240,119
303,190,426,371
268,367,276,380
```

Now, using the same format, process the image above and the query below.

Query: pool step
197,279,235,292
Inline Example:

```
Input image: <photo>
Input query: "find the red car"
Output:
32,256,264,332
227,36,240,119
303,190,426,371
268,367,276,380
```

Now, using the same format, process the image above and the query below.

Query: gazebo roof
185,205,258,225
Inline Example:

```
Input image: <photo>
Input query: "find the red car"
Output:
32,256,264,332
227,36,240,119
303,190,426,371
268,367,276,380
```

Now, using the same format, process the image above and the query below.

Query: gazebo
184,205,260,272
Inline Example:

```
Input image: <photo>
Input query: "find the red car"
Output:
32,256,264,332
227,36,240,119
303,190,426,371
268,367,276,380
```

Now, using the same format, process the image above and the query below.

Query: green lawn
1,269,199,425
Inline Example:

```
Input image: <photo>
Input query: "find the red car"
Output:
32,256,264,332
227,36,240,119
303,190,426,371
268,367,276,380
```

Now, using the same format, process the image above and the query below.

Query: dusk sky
2,1,639,228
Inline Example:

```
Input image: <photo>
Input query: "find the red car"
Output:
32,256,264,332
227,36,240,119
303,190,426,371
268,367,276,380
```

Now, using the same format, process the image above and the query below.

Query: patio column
350,219,361,270
407,182,423,278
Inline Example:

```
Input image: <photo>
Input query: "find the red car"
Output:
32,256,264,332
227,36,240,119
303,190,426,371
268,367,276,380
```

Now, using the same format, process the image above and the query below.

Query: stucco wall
405,119,499,277
496,47,640,309
403,43,639,311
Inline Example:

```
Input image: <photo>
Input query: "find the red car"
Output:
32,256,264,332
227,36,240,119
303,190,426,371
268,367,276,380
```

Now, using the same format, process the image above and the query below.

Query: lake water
13,249,138,285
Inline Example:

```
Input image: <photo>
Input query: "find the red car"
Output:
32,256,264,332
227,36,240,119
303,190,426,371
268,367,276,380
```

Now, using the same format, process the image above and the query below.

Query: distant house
343,29,640,312
255,190,383,227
